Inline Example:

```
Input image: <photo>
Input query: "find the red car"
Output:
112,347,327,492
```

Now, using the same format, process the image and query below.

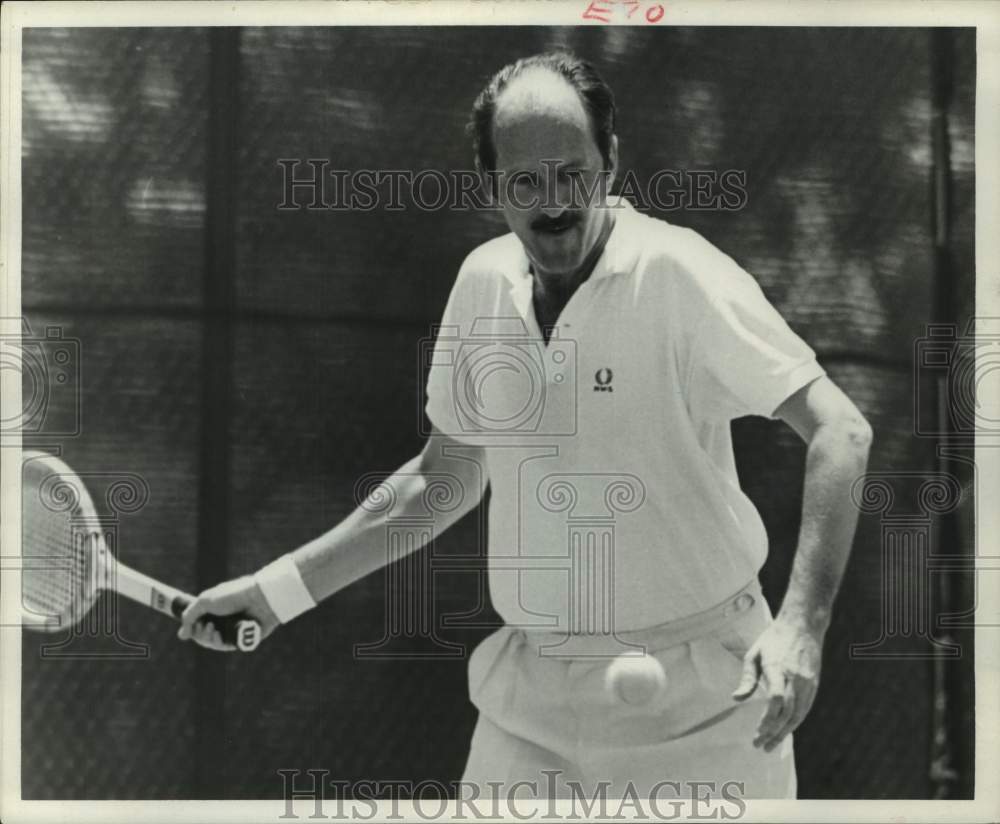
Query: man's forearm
286,454,482,603
779,418,873,633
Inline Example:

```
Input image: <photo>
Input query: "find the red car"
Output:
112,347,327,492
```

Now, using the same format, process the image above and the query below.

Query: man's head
468,52,619,279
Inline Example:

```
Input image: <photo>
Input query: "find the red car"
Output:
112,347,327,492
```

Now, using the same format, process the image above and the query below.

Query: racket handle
170,595,262,652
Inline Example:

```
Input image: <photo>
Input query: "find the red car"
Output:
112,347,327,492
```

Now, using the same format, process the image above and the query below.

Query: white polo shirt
425,199,825,632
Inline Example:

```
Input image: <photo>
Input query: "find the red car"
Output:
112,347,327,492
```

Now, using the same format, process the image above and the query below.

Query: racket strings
21,469,98,628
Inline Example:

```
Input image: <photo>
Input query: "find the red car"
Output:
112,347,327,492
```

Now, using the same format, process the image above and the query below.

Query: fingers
184,619,237,652
767,676,817,751
177,598,212,641
752,661,789,747
755,670,796,750
178,588,240,651
731,649,761,701
735,619,824,751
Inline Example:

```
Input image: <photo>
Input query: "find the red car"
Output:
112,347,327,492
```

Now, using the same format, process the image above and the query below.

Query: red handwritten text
582,0,665,23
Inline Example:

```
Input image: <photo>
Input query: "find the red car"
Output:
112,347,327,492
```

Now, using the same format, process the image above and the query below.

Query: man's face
490,72,617,279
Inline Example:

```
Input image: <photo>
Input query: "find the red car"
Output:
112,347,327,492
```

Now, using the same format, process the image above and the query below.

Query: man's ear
605,135,619,193
475,157,498,206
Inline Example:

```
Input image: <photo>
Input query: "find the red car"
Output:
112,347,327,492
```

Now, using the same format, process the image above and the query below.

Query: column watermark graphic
9,456,153,659
850,472,963,659
352,471,469,659
533,472,646,655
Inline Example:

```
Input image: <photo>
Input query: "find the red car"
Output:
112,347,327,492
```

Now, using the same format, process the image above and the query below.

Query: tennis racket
19,450,262,652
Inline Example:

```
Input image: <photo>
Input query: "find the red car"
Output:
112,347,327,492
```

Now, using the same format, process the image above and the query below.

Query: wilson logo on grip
237,621,263,652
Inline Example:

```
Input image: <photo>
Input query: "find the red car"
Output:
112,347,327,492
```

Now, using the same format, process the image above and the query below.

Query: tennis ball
604,652,668,706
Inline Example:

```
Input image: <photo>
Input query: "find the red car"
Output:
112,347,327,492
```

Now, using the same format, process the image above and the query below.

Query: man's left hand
731,617,824,751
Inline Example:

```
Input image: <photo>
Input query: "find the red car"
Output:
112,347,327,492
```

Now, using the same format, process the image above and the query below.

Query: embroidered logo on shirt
593,368,614,392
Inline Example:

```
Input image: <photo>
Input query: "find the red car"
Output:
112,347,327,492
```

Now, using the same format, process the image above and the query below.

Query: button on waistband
723,592,755,617
518,581,762,656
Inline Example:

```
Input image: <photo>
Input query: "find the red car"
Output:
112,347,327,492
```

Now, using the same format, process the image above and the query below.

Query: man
179,52,872,800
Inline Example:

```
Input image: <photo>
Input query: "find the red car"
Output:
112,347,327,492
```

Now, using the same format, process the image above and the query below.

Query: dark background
19,26,976,799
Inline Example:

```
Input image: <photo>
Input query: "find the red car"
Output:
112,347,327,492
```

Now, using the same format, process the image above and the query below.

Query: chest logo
593,368,614,392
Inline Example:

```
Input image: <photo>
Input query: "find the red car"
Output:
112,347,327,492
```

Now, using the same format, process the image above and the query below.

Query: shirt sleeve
682,241,826,422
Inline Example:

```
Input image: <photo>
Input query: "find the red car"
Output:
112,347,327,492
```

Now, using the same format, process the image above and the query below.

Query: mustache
531,213,579,232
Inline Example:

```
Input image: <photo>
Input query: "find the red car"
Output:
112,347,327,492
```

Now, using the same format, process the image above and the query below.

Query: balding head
491,69,598,179
468,52,617,175
494,67,591,133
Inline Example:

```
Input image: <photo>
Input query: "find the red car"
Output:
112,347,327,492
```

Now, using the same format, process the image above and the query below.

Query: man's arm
292,430,487,603
732,375,873,750
178,429,487,649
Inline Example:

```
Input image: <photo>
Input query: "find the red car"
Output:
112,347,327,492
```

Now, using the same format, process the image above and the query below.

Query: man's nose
540,173,575,215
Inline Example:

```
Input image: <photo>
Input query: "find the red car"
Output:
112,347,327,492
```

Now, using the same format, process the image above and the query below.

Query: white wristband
254,555,317,624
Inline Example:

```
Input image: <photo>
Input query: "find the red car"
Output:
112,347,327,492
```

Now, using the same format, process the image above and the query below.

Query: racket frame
20,451,262,651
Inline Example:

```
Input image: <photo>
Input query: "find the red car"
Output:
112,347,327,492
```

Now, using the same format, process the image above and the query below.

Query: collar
505,197,641,317
589,195,641,281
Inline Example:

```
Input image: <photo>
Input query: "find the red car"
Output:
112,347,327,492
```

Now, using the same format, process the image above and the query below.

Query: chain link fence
19,25,975,799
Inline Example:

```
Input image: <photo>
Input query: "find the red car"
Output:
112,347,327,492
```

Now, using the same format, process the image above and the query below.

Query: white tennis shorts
461,579,797,800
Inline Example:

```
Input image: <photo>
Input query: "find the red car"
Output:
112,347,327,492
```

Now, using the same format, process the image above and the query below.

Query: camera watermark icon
914,318,1000,439
0,318,82,442
0,318,81,439
420,317,578,441
0,318,82,440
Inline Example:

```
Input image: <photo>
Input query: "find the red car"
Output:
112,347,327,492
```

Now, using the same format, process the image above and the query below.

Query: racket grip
170,595,262,652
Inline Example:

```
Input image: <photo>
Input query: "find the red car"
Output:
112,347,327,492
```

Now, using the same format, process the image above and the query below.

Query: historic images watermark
277,159,748,213
277,770,747,821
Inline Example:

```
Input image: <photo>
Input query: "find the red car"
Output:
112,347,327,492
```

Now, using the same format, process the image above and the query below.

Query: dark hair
468,51,617,175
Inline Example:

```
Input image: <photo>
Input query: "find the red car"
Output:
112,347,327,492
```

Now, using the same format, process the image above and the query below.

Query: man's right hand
175,429,485,652
177,575,281,652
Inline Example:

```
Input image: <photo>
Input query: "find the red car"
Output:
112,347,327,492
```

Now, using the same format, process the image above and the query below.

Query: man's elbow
847,414,874,452
823,411,874,460
417,435,488,510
